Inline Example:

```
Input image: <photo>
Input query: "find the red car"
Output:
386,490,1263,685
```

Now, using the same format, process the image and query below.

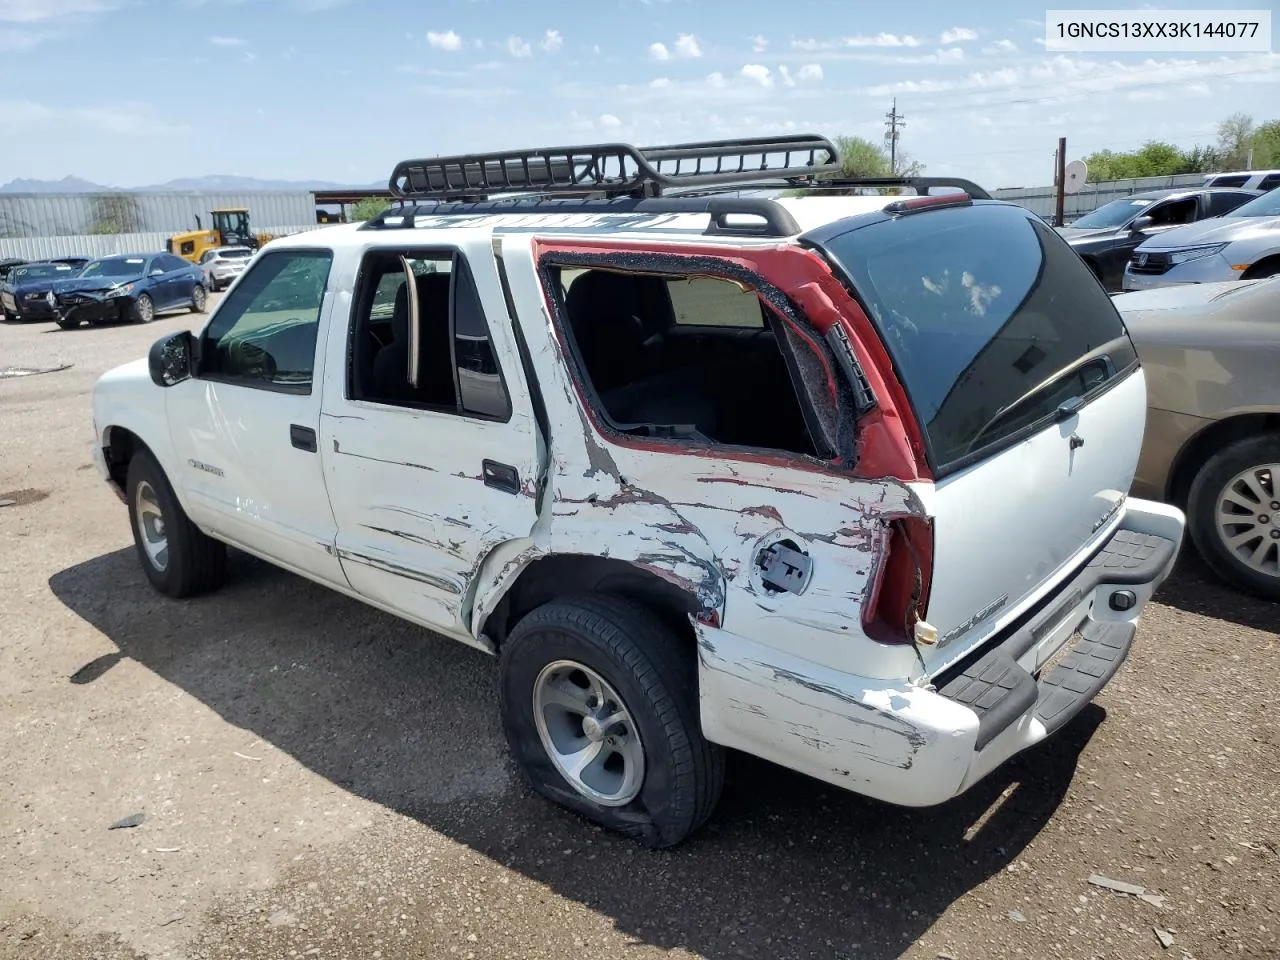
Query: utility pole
884,98,905,175
1055,136,1067,228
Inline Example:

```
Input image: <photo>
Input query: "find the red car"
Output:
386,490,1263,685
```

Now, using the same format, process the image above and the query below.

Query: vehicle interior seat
368,272,457,407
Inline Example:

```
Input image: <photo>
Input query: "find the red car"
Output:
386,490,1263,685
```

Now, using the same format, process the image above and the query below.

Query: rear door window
812,203,1139,473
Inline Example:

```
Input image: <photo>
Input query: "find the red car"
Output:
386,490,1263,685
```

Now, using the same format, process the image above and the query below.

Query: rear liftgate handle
290,424,317,453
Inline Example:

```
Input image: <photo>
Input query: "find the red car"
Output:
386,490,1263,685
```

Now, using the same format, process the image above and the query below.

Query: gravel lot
1,303,1277,960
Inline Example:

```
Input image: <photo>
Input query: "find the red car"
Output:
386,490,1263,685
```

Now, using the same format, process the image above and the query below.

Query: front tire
1187,434,1280,601
132,293,155,324
125,450,226,599
56,317,80,330
498,594,724,848
190,283,207,313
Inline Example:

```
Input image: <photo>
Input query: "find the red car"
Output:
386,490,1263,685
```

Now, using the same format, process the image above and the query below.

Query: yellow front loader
166,209,274,263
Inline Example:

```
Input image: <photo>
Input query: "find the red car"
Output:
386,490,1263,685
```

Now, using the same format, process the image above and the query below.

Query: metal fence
0,224,327,261
993,173,1206,220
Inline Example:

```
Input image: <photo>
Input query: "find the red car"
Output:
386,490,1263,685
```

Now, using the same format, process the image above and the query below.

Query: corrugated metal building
993,173,1206,220
0,224,327,262
0,191,316,238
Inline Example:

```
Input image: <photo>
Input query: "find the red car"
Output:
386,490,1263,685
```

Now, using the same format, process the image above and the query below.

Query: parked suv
1059,186,1259,290
90,136,1185,847
199,245,254,291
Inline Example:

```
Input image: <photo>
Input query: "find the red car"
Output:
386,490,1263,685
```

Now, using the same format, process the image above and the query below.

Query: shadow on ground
50,547,1101,960
1154,544,1280,635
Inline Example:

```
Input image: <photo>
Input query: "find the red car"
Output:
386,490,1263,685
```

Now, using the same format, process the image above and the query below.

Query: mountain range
0,174,385,194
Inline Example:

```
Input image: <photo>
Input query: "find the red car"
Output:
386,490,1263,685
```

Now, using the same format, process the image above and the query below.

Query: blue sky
1,0,1277,189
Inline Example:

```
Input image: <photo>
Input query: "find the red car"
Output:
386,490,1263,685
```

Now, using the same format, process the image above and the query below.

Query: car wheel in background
132,293,155,324
191,284,207,313
498,593,725,848
1187,434,1280,601
125,449,226,598
56,317,80,330
1242,259,1280,281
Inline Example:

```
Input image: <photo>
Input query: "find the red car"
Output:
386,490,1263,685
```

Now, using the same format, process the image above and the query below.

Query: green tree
1217,112,1255,168
824,135,892,178
1248,120,1280,168
349,197,391,222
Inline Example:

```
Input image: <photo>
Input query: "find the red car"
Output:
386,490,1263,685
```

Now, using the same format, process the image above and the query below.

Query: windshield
13,263,79,282
80,257,147,279
1225,187,1280,218
816,202,1139,471
1068,197,1155,229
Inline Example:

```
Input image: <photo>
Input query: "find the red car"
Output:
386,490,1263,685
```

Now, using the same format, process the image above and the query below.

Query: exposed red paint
531,238,931,484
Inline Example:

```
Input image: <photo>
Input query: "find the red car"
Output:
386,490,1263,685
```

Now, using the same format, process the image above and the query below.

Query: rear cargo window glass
816,203,1138,471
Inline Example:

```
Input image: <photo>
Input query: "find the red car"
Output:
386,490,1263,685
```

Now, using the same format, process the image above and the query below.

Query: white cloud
797,63,823,81
751,34,767,53
0,0,118,22
674,33,701,58
940,26,978,44
0,98,54,122
706,71,726,88
599,113,622,129
983,39,1018,54
778,65,795,86
426,29,462,51
932,47,965,63
541,29,562,53
740,63,772,87
650,77,671,88
648,41,669,60
506,35,531,57
208,35,245,46
592,43,600,54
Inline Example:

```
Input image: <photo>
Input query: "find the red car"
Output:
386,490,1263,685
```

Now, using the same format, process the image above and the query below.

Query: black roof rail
797,176,992,201
387,135,840,201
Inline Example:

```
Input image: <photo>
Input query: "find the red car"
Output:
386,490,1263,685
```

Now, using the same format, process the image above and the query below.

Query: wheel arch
1241,254,1280,280
477,553,710,651
1165,412,1280,506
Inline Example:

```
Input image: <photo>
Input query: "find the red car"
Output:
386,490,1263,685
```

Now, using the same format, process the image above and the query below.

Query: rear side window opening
812,202,1139,475
540,258,852,463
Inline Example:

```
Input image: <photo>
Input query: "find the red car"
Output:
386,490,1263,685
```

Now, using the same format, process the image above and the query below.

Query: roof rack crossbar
388,135,840,201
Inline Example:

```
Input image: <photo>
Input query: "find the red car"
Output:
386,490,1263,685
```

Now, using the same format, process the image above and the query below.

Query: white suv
198,245,254,292
90,136,1185,847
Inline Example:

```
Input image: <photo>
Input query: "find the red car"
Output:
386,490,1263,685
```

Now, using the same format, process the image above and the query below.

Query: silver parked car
198,245,254,292
1123,187,1280,290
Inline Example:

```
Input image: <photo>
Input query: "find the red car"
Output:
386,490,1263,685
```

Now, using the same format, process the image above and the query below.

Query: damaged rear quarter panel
495,235,929,682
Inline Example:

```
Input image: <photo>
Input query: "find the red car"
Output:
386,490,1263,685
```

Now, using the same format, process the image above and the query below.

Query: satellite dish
1063,159,1088,195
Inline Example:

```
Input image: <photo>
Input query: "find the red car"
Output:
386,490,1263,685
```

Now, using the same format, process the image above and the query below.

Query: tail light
862,516,934,645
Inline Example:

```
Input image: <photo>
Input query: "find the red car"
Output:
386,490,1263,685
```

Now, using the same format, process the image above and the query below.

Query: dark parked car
0,257,90,322
55,252,208,329
1058,187,1260,290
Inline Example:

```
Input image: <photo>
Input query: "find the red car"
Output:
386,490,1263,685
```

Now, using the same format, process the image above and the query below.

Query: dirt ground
1,302,1277,960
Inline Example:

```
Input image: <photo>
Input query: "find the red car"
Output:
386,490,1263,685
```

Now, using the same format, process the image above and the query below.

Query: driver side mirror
148,331,195,387
1130,215,1155,232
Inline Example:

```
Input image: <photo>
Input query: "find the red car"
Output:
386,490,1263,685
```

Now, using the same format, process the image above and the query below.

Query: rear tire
125,450,226,599
1187,434,1280,601
498,594,724,848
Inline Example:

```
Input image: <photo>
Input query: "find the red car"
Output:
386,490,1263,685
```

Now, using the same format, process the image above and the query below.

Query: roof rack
387,135,840,201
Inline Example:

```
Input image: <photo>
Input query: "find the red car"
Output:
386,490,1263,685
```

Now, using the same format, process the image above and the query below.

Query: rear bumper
696,496,1185,807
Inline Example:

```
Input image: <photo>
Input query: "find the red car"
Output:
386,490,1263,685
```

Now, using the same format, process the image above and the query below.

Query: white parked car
198,245,254,292
89,136,1185,847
